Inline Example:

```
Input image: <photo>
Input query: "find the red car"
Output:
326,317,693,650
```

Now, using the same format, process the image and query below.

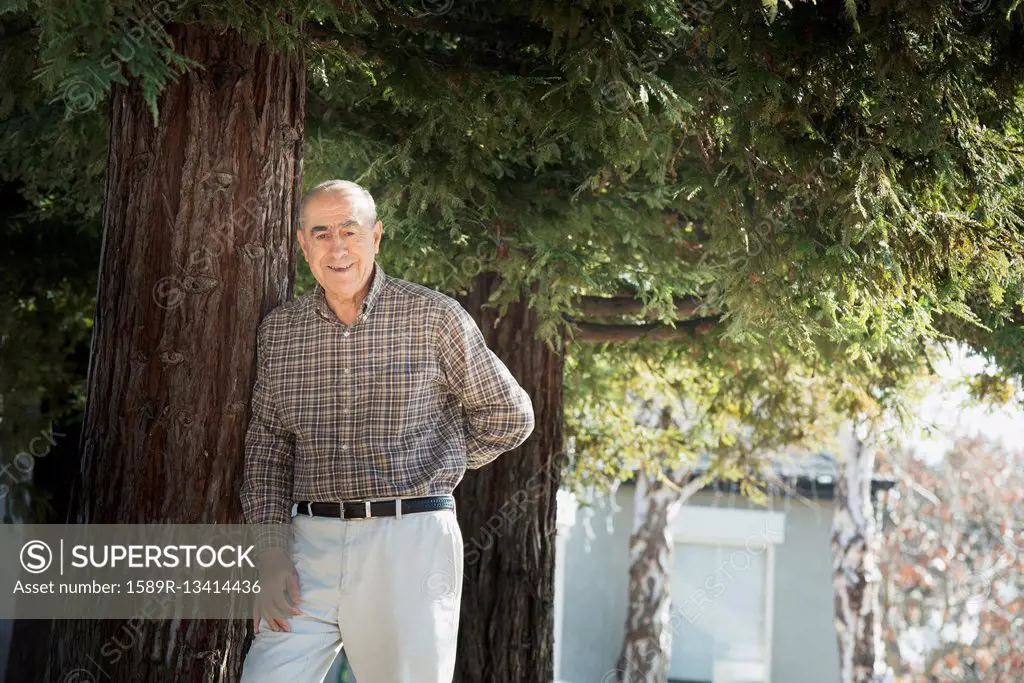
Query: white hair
300,179,377,226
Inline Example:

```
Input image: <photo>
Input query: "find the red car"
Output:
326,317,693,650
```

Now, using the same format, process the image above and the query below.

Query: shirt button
343,368,350,375
343,331,351,338
341,444,349,451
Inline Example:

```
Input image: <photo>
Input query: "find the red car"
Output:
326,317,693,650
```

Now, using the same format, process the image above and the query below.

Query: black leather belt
294,494,454,520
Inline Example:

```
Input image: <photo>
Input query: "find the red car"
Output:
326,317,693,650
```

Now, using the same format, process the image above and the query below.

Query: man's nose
328,236,348,255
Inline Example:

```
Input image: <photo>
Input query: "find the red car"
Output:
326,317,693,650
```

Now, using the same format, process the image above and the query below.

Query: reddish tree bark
454,272,564,683
41,22,304,683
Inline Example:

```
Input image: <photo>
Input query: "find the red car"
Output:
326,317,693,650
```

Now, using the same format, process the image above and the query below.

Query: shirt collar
311,262,388,322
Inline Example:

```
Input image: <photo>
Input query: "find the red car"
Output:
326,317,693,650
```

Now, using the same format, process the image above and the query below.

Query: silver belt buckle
364,500,372,519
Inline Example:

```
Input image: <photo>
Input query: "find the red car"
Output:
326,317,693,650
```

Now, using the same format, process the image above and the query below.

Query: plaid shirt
240,263,535,531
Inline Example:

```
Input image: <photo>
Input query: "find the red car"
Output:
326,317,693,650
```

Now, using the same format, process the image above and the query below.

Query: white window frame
670,505,785,683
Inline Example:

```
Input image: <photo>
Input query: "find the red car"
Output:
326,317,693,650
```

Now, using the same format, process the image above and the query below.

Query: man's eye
316,234,329,240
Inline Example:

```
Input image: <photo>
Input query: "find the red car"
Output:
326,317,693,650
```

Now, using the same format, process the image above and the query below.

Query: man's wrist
250,518,292,558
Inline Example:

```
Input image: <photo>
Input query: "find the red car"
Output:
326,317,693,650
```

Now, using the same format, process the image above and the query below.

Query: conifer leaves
16,0,199,123
4,0,1024,367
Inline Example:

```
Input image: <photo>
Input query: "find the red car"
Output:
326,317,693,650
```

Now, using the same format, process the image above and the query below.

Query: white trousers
240,506,464,683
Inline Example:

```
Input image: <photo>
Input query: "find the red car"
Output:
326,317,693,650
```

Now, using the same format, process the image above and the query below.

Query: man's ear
296,228,308,261
373,220,383,255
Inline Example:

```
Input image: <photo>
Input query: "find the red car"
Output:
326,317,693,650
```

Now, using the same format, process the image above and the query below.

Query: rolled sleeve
437,301,536,469
240,322,295,552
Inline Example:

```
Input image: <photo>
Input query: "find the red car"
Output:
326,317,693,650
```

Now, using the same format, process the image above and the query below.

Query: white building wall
556,485,841,683
768,494,841,683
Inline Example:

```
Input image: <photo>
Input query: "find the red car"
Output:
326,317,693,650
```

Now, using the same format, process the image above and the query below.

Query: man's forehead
302,195,372,225
304,206,359,223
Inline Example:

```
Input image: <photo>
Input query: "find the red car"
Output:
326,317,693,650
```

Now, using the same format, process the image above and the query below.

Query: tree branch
372,12,552,46
570,316,720,342
577,295,704,319
305,22,551,76
306,8,552,51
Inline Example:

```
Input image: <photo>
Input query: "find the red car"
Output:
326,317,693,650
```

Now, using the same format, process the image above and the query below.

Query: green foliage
291,0,1024,377
0,16,108,216
7,0,1023,357
3,0,1024,506
16,0,193,123
3,0,343,123
964,372,1020,404
562,329,929,496
938,271,1024,386
0,180,98,520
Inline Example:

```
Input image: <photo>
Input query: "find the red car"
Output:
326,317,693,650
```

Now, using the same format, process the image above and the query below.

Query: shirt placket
339,330,357,446
338,348,351,456
328,303,372,458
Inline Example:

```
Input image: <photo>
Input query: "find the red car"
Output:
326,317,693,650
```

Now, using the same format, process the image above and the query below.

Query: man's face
297,191,382,300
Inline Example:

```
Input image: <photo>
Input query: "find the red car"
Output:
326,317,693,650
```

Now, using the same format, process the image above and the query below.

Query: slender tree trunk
41,22,304,683
615,468,684,683
614,404,703,683
831,423,893,683
453,272,564,683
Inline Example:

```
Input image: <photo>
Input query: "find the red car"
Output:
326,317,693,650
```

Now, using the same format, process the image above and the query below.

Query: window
666,505,782,683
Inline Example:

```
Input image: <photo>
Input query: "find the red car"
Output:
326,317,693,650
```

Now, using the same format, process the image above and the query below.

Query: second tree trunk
454,273,564,683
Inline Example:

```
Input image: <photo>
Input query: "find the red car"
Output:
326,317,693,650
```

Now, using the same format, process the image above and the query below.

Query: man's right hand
253,547,301,633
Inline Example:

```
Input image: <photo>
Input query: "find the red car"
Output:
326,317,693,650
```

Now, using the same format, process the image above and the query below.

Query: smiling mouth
327,264,354,273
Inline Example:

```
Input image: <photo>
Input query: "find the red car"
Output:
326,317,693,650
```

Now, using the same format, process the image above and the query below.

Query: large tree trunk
831,423,893,683
453,272,564,683
40,22,304,683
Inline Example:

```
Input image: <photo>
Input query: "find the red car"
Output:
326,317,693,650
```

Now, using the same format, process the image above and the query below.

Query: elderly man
239,180,535,682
